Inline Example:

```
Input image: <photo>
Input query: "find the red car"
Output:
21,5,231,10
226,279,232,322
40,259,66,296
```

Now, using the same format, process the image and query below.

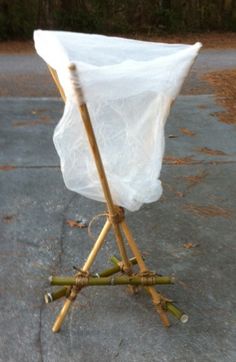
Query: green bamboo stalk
45,256,138,303
49,275,175,287
166,302,189,323
110,255,142,266
44,288,68,304
110,255,122,265
100,256,137,276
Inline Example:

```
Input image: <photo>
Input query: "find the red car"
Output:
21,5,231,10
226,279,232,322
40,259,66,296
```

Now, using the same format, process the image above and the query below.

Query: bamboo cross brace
45,256,138,304
50,275,175,286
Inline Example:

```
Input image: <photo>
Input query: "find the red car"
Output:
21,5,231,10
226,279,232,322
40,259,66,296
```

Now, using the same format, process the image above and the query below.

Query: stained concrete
0,95,236,362
1,49,236,97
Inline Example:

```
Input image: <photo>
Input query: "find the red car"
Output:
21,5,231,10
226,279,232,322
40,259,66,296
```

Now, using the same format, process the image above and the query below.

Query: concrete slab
1,49,236,97
0,96,235,362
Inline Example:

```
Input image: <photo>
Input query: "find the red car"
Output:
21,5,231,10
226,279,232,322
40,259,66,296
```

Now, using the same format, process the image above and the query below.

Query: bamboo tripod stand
46,64,188,332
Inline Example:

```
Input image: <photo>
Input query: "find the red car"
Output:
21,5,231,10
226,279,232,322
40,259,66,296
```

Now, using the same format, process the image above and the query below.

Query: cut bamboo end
68,63,76,71
110,255,121,265
180,314,189,323
166,302,188,323
52,298,72,333
110,255,137,270
44,292,53,304
45,287,68,303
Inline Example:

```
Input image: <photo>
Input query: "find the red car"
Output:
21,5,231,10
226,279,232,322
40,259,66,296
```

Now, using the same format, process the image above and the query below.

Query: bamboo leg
48,66,66,102
121,221,170,327
52,219,112,332
112,223,131,273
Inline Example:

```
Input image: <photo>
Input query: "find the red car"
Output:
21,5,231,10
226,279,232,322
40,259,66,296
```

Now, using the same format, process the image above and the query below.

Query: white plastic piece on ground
34,30,202,212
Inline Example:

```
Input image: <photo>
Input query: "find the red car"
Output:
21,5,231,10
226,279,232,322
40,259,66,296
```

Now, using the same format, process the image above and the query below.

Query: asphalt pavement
0,48,236,362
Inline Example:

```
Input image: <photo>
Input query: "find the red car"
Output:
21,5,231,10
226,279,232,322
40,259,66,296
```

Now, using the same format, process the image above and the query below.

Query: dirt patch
180,127,195,137
66,219,88,229
0,41,34,54
131,32,236,48
183,204,232,218
12,116,52,127
0,165,16,171
196,147,228,156
183,170,208,187
2,214,16,223
183,242,199,249
164,156,196,165
203,69,236,124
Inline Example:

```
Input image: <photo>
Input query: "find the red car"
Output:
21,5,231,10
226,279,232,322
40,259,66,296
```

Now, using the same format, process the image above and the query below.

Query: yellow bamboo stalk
52,219,111,333
68,63,132,274
121,220,170,327
48,66,66,102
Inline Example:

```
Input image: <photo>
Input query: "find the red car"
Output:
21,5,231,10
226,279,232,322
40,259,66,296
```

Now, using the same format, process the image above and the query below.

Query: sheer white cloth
34,30,201,211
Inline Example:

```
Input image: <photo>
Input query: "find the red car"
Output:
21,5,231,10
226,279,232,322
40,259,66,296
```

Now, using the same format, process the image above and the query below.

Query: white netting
34,30,201,211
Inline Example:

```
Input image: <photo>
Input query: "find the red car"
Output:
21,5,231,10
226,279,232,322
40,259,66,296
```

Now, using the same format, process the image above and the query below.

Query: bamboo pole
68,64,132,273
50,275,175,286
68,64,115,216
121,221,170,327
45,288,67,304
83,220,112,271
166,302,189,323
52,218,111,333
48,66,66,102
112,223,131,273
45,257,138,303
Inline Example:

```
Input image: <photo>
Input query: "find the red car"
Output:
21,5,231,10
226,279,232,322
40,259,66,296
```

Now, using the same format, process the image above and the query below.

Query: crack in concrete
38,305,44,362
0,165,60,169
1,160,236,171
37,194,77,360
56,194,78,273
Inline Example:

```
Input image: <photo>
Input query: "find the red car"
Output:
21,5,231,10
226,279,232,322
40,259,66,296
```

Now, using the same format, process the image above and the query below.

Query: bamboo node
138,270,159,286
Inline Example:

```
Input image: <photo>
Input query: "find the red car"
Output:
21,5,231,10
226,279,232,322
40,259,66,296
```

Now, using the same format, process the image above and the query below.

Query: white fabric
34,30,202,211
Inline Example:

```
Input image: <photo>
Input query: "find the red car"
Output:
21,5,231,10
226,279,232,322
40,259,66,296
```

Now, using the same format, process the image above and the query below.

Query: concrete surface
1,49,236,96
0,92,236,361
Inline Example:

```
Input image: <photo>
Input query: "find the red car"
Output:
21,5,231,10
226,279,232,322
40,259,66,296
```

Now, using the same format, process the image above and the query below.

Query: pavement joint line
163,160,236,165
2,165,60,169
0,97,62,101
0,94,215,102
2,161,236,170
